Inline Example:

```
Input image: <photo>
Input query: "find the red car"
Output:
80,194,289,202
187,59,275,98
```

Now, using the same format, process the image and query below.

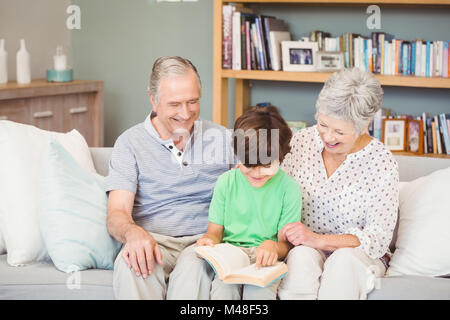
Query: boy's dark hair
233,105,292,167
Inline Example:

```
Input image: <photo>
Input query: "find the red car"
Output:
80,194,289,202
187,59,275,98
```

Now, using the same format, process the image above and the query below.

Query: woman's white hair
148,56,202,104
315,67,383,134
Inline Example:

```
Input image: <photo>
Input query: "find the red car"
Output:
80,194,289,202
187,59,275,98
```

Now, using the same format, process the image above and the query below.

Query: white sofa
0,148,449,300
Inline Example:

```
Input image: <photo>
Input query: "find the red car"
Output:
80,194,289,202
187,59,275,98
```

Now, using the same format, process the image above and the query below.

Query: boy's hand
195,236,217,259
195,236,216,247
255,240,278,269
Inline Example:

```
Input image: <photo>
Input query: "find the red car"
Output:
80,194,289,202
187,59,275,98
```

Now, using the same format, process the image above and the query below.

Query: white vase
0,39,7,84
16,39,31,84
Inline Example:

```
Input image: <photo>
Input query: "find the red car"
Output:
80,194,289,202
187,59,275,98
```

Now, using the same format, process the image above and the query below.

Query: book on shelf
222,5,450,78
195,243,288,288
439,113,450,155
269,31,291,71
227,7,290,71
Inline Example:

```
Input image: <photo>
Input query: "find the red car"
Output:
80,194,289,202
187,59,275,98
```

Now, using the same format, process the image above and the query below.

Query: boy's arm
196,222,224,247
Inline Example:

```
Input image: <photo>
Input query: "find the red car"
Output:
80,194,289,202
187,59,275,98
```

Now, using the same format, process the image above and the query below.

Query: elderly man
106,56,234,299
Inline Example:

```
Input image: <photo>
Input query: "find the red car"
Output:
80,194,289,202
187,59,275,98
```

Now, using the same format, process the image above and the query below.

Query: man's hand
122,226,162,279
255,240,279,269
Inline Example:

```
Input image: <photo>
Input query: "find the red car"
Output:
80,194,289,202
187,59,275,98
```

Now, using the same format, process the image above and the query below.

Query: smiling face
316,113,360,157
150,70,201,140
239,160,279,188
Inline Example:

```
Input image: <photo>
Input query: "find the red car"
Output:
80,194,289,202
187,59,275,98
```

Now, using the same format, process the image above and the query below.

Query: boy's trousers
210,247,280,300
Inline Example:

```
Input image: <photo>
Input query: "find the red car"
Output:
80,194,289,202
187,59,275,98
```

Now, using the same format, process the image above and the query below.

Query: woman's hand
281,222,322,248
255,240,279,268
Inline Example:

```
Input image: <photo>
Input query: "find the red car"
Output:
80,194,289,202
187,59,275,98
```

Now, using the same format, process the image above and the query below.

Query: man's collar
143,113,200,147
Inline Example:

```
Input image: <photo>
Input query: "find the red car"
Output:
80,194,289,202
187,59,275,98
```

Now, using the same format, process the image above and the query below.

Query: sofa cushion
38,139,122,273
368,275,450,300
0,254,114,300
387,167,450,277
0,121,96,266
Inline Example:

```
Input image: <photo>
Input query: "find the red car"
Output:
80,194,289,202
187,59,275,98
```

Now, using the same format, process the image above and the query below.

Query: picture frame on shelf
281,41,318,72
406,119,424,155
316,51,344,72
382,118,407,152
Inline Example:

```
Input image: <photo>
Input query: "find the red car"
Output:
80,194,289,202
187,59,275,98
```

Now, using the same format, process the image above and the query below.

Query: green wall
71,0,450,146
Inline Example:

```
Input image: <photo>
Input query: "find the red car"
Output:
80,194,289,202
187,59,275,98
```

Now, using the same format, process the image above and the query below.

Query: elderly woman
278,68,399,300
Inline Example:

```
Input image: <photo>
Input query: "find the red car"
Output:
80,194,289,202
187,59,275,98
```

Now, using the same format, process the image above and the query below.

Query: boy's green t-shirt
208,168,302,248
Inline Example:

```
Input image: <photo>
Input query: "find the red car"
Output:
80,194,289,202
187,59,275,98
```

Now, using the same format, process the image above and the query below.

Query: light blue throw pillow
38,139,122,273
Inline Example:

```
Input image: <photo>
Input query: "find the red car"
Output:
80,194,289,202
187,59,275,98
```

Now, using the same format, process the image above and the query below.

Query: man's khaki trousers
113,232,214,300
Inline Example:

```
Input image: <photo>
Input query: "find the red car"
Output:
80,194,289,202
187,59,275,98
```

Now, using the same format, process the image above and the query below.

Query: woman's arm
281,222,360,252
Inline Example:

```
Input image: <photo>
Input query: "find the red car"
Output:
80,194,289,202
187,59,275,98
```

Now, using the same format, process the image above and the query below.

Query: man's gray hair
148,56,202,104
315,67,383,134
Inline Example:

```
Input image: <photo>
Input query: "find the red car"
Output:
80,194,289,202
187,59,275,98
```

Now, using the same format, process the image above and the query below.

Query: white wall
0,0,71,81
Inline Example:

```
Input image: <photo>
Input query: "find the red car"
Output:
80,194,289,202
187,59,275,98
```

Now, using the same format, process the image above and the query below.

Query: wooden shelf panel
394,151,450,159
226,0,450,5
221,70,450,89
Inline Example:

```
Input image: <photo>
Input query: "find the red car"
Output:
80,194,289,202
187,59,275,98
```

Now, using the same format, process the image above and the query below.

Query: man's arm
107,190,162,279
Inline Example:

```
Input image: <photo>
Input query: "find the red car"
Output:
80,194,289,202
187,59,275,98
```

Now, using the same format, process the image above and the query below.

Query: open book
195,243,288,287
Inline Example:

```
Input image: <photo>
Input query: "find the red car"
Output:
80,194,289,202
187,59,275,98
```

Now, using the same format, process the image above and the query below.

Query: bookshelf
212,0,450,158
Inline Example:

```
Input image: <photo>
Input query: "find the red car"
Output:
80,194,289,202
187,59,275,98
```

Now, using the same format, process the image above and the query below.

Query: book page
231,261,285,278
223,261,288,287
196,243,250,276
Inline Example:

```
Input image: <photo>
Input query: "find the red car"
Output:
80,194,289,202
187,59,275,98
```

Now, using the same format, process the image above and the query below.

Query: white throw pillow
387,167,450,277
38,139,121,273
0,120,96,266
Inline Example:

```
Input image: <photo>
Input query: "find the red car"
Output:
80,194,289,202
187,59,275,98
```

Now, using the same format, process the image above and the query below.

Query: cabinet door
61,93,96,146
0,99,32,124
30,96,65,132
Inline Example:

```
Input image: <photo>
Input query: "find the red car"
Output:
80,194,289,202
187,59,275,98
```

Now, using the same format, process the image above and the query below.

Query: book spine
232,12,241,70
245,21,251,70
421,43,427,77
251,23,259,70
434,115,442,154
431,120,437,154
439,114,450,155
222,5,234,69
426,41,431,77
263,17,273,70
447,119,450,149
426,117,433,153
380,33,385,74
368,39,373,72
411,42,416,75
371,32,377,73
402,43,408,75
240,16,247,70
255,17,266,70
439,41,444,77
444,41,449,78
422,112,428,153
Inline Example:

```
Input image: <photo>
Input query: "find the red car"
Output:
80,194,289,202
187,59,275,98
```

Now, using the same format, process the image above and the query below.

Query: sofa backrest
90,147,450,182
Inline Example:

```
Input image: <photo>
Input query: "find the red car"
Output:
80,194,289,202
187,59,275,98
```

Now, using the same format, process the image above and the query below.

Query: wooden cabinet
0,79,104,147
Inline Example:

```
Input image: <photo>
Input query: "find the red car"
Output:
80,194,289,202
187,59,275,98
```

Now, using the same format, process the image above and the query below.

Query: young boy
196,105,302,300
